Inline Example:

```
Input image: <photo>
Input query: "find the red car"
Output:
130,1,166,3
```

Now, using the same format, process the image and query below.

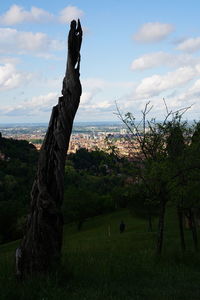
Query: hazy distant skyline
0,0,200,123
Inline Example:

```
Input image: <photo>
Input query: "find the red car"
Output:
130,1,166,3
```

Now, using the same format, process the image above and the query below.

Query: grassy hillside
0,209,200,300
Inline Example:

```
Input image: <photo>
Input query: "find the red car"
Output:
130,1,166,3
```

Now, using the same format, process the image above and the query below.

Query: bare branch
163,98,169,115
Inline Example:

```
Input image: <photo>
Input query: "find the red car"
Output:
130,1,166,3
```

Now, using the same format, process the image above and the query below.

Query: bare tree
16,20,82,276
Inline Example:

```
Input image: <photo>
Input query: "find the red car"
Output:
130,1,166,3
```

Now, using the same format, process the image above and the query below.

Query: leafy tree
111,186,130,208
129,183,159,231
63,187,113,230
166,120,200,251
116,101,193,254
165,120,187,251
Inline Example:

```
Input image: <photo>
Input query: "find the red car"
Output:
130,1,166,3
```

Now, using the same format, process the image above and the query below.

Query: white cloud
0,63,32,91
79,98,114,114
131,52,200,70
135,66,198,99
189,78,200,94
159,79,200,115
0,28,63,56
0,5,84,26
176,37,200,53
81,91,99,105
0,87,113,118
79,72,200,121
131,52,171,70
133,22,174,43
0,5,53,25
27,93,58,110
79,78,130,114
0,76,128,118
80,79,104,106
59,6,84,24
0,92,58,116
114,63,200,121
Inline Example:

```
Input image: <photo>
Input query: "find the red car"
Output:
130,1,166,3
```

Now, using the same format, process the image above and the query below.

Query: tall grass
0,209,200,300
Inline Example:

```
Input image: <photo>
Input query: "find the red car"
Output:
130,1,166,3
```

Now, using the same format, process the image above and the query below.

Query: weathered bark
177,206,186,251
156,200,166,255
17,20,82,276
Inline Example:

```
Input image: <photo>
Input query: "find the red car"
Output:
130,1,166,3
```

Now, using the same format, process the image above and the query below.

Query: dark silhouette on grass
120,220,125,233
17,19,82,276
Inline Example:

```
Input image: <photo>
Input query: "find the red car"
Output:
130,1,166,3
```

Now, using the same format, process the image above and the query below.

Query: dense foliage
0,135,38,243
63,148,136,229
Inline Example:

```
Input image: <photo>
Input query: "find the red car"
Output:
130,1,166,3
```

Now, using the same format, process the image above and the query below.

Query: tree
165,120,187,251
183,122,200,251
166,120,200,252
63,187,112,230
17,20,83,276
129,183,159,232
117,101,192,254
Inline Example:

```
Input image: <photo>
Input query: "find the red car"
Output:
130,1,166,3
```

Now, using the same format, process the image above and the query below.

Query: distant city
0,122,139,157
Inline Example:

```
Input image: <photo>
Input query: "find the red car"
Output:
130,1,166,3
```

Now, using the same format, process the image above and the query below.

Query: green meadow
0,209,200,300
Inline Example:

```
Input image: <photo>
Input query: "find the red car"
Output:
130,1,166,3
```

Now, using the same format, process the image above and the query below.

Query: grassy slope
0,209,200,300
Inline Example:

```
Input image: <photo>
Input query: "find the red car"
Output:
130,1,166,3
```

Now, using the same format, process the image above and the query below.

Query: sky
0,0,200,123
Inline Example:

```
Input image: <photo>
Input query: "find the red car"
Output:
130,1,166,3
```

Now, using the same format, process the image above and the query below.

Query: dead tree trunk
17,20,82,276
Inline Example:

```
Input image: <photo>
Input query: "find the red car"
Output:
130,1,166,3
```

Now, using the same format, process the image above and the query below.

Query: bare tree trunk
177,206,186,251
156,200,166,255
17,20,82,276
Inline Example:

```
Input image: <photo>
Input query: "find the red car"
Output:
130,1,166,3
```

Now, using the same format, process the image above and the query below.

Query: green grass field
0,209,200,300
